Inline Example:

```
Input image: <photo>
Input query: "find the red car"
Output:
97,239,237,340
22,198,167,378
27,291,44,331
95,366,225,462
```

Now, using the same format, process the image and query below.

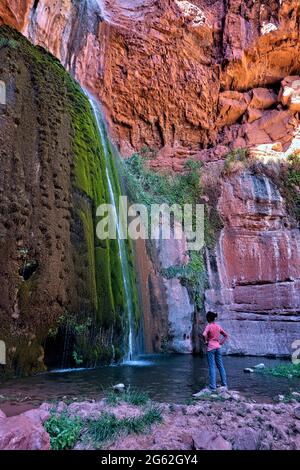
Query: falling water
85,90,136,362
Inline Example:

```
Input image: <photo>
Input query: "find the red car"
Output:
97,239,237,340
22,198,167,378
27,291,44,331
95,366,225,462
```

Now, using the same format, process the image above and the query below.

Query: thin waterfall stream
85,90,137,363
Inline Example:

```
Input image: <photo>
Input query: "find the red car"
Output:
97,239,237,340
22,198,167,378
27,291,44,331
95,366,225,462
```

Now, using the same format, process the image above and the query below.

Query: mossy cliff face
0,26,132,376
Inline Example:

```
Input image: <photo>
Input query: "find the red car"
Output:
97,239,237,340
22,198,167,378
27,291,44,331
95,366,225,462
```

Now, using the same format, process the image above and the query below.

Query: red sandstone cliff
1,0,300,356
1,1,299,160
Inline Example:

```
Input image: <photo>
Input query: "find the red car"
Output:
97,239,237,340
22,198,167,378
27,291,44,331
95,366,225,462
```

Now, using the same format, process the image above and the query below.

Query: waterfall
85,90,136,362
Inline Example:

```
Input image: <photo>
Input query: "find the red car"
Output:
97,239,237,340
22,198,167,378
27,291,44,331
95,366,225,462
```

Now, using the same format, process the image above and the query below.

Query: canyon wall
206,170,300,356
0,1,300,357
1,1,299,160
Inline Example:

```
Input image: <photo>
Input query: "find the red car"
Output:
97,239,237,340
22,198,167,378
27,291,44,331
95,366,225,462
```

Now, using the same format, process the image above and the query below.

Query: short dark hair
206,311,218,323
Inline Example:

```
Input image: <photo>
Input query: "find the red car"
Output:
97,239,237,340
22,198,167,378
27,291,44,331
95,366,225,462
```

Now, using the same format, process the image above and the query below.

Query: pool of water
0,355,299,416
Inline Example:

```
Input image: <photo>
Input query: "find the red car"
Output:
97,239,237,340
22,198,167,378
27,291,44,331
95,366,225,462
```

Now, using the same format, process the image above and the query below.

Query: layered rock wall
205,171,300,355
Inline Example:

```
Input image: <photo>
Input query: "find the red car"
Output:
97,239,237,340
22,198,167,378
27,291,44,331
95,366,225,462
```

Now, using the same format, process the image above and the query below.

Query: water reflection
0,355,299,416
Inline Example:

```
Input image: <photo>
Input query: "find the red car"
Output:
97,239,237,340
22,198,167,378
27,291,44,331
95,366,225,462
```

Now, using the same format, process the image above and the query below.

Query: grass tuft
259,362,300,378
88,406,162,446
106,388,150,407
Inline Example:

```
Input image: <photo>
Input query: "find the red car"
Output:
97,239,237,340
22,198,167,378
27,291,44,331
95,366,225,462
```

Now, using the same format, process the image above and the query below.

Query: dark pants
207,348,227,390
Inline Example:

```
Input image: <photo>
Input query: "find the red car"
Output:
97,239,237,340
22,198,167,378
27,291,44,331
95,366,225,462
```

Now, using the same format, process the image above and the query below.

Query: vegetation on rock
87,407,162,448
44,413,83,450
0,25,139,374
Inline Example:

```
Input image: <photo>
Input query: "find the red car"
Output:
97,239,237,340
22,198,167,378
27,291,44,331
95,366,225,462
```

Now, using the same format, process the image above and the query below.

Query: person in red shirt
202,311,229,392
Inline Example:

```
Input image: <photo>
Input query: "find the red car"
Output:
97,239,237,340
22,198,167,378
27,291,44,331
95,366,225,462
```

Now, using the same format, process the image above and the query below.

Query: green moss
0,37,18,49
78,205,98,312
94,246,116,326
0,25,140,369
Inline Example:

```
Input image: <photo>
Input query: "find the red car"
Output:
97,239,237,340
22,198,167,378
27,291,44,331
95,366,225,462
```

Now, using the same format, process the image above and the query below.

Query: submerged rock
113,384,126,393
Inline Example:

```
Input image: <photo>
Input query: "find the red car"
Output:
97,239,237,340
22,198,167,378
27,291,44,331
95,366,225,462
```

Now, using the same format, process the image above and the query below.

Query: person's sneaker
193,387,215,397
218,386,228,393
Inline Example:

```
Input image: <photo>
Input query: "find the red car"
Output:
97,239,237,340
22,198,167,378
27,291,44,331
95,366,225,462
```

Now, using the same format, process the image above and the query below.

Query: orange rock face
0,0,32,31
1,0,299,161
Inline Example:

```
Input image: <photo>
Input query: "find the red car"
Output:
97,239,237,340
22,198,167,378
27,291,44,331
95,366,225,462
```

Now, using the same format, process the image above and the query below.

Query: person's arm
219,327,229,345
203,326,209,346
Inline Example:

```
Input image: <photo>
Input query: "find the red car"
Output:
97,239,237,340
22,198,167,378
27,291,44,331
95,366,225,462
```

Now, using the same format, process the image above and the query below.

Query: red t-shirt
203,323,228,351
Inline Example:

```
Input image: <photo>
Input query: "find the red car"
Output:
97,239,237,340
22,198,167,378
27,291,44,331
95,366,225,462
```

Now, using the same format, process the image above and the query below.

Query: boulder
279,76,300,112
23,407,51,425
246,107,263,123
272,142,283,152
192,431,232,450
232,428,262,450
113,383,126,392
218,91,251,126
246,110,296,145
0,414,50,450
250,88,277,110
294,407,300,420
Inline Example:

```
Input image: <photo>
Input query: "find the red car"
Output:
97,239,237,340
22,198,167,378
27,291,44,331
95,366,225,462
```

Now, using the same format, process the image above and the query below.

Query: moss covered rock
0,26,137,375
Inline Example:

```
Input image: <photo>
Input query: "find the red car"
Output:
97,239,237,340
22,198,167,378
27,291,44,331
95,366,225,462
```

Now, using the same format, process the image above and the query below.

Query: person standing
200,311,229,393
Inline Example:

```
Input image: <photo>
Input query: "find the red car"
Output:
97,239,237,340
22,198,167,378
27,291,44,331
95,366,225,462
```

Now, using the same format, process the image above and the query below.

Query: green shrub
223,148,250,175
162,251,205,288
277,153,300,221
276,391,300,403
287,153,300,186
162,251,206,309
122,153,202,209
44,414,83,450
